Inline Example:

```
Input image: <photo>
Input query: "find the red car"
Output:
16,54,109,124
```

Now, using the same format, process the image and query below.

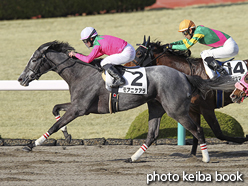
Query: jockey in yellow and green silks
165,19,239,78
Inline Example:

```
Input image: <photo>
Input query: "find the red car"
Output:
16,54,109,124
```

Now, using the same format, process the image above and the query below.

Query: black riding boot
104,65,125,87
204,57,228,76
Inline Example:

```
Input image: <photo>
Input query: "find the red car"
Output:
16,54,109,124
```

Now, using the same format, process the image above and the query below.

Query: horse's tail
186,75,236,99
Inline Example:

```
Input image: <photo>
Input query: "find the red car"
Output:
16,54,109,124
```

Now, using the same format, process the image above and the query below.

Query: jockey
69,27,136,87
165,19,239,78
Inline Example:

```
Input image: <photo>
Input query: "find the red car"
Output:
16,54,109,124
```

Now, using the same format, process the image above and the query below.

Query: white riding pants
100,43,136,67
200,37,239,78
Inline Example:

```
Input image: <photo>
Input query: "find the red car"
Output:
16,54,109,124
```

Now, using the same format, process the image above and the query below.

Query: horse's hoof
65,134,72,143
124,158,133,163
190,153,196,157
189,154,197,159
202,157,210,163
22,143,35,152
22,146,32,152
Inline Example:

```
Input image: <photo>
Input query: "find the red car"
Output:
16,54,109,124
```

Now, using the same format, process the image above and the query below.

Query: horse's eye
137,51,142,57
245,76,248,83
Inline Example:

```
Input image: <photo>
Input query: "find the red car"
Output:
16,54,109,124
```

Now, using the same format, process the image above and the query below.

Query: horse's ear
143,35,146,45
40,46,50,54
146,36,150,47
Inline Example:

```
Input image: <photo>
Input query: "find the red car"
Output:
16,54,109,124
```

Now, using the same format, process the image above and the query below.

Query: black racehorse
18,41,234,162
125,36,248,156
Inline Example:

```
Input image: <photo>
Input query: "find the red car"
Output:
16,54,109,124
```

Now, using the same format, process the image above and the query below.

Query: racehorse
125,36,248,156
17,41,233,162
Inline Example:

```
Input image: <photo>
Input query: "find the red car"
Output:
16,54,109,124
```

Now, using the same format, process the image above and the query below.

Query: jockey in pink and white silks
69,27,136,87
164,19,239,78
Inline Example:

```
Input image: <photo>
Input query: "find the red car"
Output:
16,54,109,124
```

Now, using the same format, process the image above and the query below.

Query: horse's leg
175,114,210,163
127,101,165,162
188,108,201,156
52,103,72,142
191,136,199,155
202,108,248,143
23,104,81,151
167,94,209,162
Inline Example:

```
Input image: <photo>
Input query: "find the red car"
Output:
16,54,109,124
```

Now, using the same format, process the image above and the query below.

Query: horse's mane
150,41,201,65
38,40,75,53
150,41,191,58
38,41,103,70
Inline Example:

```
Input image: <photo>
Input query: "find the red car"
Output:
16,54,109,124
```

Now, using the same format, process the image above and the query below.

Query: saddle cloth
206,60,247,80
103,67,147,94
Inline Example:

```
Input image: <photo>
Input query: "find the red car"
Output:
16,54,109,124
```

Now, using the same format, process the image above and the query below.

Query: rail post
177,123,186,145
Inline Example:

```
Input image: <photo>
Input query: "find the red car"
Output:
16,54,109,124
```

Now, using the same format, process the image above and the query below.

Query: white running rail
0,80,69,91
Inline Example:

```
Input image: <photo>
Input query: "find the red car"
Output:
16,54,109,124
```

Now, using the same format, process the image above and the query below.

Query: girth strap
109,88,119,114
216,90,224,108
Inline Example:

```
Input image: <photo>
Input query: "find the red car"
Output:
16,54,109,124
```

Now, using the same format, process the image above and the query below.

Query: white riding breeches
100,43,136,67
200,37,239,78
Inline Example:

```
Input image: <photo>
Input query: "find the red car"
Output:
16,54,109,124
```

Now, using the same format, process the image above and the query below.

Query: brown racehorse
125,36,248,156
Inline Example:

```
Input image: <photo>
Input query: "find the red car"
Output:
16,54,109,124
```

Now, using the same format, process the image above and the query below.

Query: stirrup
217,68,228,75
111,79,125,88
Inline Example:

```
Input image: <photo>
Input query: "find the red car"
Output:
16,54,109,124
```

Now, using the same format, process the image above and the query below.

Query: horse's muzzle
18,72,34,86
230,91,244,103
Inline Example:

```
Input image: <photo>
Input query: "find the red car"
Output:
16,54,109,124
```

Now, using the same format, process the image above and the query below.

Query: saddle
89,59,146,113
85,60,122,113
102,65,146,114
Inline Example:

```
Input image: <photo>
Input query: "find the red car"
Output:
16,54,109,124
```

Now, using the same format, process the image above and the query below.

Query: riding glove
164,43,172,49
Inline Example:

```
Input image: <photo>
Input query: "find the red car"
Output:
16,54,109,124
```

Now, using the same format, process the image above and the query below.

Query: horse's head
18,41,73,86
131,35,154,67
230,73,248,103
18,43,53,86
129,36,191,67
230,88,247,103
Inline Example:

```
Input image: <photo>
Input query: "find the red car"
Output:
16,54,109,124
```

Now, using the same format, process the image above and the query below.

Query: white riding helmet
80,27,98,40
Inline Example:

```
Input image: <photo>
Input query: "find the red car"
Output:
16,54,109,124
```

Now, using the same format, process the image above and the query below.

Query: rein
34,51,103,78
145,46,194,75
28,49,72,79
43,53,73,75
149,50,167,65
44,54,103,75
137,45,167,67
75,60,103,72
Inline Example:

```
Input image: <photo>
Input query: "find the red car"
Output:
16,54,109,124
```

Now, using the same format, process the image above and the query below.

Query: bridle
233,81,248,101
134,43,194,76
136,45,152,66
230,72,248,102
134,44,167,67
28,49,103,80
28,50,72,80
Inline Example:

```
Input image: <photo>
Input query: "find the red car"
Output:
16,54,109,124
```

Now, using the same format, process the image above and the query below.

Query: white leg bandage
60,126,67,132
55,115,67,132
200,143,210,163
35,132,50,146
55,115,61,121
131,144,148,162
